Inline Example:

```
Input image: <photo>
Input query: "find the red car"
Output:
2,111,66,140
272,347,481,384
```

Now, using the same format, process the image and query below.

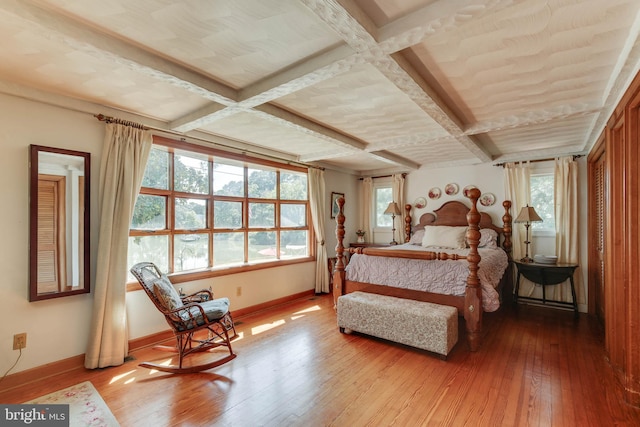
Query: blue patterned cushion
178,298,230,330
153,276,183,311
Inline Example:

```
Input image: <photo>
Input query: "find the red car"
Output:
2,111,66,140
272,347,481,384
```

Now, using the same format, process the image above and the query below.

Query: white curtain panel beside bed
308,168,330,293
504,162,535,297
553,157,584,304
360,177,373,239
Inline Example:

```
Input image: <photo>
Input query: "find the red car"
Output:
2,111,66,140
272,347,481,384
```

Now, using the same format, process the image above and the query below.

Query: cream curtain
360,177,373,239
503,162,532,261
504,162,534,297
308,168,329,293
552,157,584,303
85,124,152,369
392,174,406,242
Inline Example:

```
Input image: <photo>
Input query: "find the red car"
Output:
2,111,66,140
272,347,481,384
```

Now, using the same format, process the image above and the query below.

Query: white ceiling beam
299,149,358,162
301,0,492,163
368,150,421,170
169,103,230,133
491,145,587,164
378,0,516,54
465,103,602,136
238,45,358,106
252,104,367,151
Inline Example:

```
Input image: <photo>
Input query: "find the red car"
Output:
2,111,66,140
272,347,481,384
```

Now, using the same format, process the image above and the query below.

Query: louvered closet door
37,175,66,294
593,152,606,324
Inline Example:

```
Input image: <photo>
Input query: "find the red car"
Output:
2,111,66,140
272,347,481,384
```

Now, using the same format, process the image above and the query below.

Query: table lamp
514,204,543,263
384,202,402,245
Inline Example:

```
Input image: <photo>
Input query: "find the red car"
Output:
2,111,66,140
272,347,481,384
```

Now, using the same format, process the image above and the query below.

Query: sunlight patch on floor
291,304,321,320
147,359,174,374
252,319,285,335
109,370,137,384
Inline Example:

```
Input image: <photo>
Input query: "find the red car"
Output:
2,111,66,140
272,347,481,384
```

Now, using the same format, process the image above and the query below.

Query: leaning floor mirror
29,145,90,301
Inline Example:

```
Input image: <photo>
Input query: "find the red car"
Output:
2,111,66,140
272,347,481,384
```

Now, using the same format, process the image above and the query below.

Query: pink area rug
26,381,119,426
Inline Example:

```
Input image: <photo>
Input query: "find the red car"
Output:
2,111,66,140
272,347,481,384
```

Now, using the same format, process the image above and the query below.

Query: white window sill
532,229,555,238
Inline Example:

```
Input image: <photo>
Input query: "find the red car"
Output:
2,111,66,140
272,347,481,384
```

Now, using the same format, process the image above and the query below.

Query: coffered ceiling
1,0,639,174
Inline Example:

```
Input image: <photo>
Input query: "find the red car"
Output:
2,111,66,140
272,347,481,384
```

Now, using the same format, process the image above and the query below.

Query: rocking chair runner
130,262,237,374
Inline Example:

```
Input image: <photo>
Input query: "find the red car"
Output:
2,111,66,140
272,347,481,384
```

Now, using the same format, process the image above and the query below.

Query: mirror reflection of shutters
37,175,66,293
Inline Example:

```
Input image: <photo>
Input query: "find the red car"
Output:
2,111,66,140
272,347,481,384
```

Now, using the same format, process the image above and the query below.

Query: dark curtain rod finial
94,113,146,129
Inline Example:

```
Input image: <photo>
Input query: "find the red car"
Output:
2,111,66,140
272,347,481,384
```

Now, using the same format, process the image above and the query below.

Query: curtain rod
94,113,146,129
358,173,407,180
493,154,583,167
94,113,324,171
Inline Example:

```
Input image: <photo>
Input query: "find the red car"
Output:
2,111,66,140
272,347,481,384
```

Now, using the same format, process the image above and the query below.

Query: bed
332,188,513,351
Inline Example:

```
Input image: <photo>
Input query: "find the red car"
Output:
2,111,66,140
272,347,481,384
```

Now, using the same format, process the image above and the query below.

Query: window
374,184,393,228
127,139,310,281
530,173,555,235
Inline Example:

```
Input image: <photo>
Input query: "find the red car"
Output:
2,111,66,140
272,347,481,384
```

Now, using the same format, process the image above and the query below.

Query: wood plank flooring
2,294,640,426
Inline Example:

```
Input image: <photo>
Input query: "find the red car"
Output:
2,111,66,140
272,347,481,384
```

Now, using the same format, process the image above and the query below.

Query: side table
513,261,579,315
349,242,391,248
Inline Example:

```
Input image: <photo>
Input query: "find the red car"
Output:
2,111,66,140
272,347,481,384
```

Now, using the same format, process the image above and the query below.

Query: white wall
406,163,507,225
0,93,315,375
324,169,359,257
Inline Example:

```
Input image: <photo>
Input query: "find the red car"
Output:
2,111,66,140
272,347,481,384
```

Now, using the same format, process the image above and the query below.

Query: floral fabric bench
337,291,458,358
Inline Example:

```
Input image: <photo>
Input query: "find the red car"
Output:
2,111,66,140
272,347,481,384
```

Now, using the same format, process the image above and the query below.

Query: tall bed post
502,200,513,258
333,197,346,307
404,204,412,243
501,200,514,303
464,188,482,351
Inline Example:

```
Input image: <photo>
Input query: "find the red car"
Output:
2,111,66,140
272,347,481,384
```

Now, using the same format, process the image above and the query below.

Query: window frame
372,178,393,231
530,170,556,237
127,136,313,288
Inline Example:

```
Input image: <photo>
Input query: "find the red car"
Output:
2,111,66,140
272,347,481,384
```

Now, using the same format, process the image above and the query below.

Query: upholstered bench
337,291,458,358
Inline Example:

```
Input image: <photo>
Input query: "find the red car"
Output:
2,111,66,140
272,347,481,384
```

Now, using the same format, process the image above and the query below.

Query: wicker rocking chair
130,262,237,374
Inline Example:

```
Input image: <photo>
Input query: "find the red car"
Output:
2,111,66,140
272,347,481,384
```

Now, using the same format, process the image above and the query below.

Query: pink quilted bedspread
345,244,509,312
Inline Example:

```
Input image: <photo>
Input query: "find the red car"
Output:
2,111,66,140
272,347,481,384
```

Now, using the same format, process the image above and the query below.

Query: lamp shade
384,202,402,215
514,205,543,223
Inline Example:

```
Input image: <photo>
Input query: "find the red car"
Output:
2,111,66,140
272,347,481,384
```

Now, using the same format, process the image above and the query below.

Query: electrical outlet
13,333,26,350
236,286,242,297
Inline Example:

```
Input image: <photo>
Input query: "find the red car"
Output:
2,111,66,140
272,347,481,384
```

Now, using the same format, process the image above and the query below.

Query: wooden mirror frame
29,145,90,301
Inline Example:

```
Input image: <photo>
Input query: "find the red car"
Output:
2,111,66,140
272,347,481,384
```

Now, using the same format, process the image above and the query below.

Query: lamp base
520,256,534,263
389,240,398,245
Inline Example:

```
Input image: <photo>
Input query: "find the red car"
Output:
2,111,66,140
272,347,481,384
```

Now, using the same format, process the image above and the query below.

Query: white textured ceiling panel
386,139,480,166
275,63,449,144
488,114,598,157
38,0,345,89
0,0,638,174
353,0,437,27
316,152,393,172
416,0,640,123
0,6,212,120
198,110,345,156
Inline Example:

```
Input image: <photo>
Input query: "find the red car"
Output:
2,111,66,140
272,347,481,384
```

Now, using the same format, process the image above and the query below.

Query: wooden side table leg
514,272,521,304
569,275,578,316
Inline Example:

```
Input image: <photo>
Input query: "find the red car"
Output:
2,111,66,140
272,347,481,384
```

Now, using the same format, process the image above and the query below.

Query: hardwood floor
2,294,640,426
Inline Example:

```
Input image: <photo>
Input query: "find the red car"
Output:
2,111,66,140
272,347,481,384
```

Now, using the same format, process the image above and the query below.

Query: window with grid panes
127,139,311,281
530,173,556,235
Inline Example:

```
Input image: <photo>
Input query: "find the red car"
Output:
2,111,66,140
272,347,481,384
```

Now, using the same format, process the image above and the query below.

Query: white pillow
479,228,498,248
153,276,183,311
421,226,467,249
409,229,425,245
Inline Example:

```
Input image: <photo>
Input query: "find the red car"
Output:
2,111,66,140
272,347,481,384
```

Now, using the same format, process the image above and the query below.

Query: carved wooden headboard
412,201,504,235
406,200,512,256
